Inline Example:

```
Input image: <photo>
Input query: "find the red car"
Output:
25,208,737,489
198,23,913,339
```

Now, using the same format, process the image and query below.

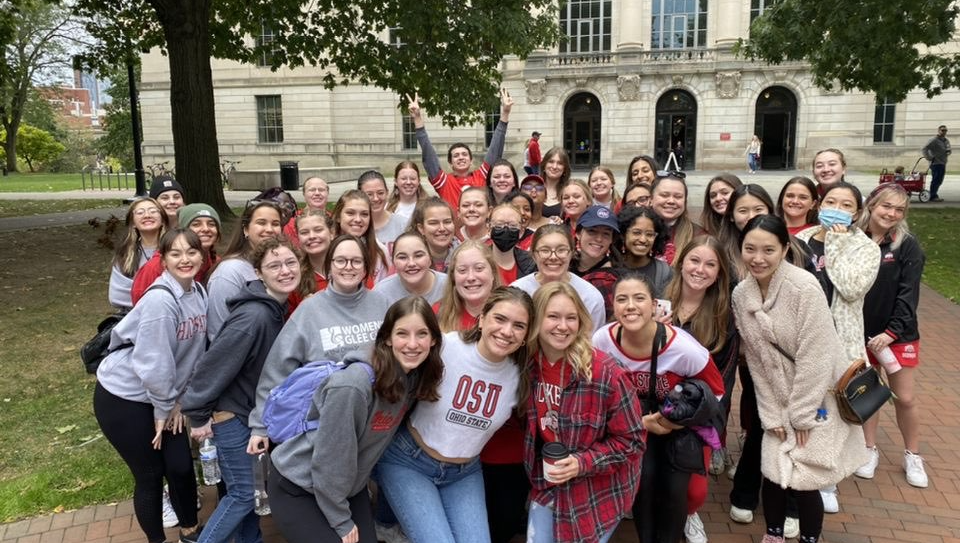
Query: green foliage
10,124,65,171
94,63,139,170
911,208,960,302
45,128,96,173
737,0,960,102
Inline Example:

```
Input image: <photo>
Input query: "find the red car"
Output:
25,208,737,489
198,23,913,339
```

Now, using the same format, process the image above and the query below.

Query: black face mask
490,226,521,252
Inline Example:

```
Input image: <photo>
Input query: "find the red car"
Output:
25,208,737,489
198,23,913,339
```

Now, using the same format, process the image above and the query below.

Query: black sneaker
930,197,945,202
179,525,202,543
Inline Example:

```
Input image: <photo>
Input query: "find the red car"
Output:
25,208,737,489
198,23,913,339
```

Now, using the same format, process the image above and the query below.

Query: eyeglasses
624,196,651,207
133,207,162,217
262,258,300,273
490,223,521,230
535,247,572,259
332,257,364,269
306,187,329,194
656,170,686,179
521,184,546,192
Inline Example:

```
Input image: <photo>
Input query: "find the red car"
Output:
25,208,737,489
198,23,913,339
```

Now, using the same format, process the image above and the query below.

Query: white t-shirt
373,271,447,305
409,332,520,458
394,201,418,220
510,272,607,332
376,213,410,247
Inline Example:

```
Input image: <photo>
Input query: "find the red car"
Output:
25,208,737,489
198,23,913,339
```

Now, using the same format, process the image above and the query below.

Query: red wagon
879,157,930,202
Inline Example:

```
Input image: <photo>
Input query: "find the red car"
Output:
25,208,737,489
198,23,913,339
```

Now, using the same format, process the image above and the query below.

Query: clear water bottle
253,452,271,515
199,438,221,485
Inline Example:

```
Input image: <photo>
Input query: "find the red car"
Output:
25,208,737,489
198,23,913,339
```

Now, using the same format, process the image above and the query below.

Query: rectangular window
256,95,283,144
874,98,896,143
560,0,612,54
256,21,276,67
652,0,708,49
402,114,417,150
485,109,500,148
751,0,780,24
389,27,404,48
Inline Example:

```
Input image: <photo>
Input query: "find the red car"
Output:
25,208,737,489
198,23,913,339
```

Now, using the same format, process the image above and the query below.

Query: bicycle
146,160,174,180
220,159,241,189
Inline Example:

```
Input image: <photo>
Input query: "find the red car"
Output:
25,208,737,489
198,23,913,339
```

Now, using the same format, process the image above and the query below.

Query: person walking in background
525,132,543,175
745,136,762,174
922,125,950,202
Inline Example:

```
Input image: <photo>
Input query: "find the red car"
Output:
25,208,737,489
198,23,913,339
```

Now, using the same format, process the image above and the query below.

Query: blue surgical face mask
818,208,853,229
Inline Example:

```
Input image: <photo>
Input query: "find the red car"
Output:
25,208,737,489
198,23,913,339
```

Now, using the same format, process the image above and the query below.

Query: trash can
279,161,299,191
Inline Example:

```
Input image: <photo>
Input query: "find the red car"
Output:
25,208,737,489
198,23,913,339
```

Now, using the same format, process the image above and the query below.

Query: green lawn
0,199,124,218
910,208,960,302
0,172,138,192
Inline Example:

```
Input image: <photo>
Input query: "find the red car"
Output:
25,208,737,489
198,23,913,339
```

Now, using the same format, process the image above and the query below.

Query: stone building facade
138,0,960,176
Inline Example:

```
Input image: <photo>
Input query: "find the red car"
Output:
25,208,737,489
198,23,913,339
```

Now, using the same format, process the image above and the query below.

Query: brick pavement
3,284,959,543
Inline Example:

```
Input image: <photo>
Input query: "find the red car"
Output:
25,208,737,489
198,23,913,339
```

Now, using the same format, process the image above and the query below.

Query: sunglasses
656,170,686,179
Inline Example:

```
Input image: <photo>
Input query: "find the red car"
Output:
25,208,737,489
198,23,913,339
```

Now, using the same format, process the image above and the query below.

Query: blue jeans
747,154,759,172
376,426,490,543
198,416,262,543
930,163,945,198
526,501,617,543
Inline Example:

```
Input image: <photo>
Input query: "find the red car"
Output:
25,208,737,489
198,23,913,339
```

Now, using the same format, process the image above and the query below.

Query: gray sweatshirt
206,258,257,342
96,271,208,420
107,248,153,310
373,271,447,305
271,357,416,538
248,286,391,436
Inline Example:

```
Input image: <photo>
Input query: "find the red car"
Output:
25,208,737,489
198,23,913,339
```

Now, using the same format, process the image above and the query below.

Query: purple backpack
262,360,374,443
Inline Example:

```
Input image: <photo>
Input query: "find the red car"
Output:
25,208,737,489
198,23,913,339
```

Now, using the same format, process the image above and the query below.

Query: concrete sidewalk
2,284,958,542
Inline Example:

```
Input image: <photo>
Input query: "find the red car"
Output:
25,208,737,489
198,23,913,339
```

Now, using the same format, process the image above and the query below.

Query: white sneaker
904,450,929,488
685,512,708,543
783,517,799,539
855,446,880,479
162,486,179,528
820,486,839,513
729,505,753,523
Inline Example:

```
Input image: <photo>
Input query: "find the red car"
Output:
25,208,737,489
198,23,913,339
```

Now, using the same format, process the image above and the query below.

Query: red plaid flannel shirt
523,349,646,543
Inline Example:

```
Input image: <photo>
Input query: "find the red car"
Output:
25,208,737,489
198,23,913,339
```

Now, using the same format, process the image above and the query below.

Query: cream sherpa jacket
795,227,880,362
733,261,867,490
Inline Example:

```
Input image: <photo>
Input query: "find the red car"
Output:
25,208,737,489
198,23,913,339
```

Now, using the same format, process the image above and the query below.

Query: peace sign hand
405,93,424,128
499,88,513,121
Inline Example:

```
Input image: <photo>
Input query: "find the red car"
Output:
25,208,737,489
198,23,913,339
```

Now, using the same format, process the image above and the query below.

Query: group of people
94,90,927,543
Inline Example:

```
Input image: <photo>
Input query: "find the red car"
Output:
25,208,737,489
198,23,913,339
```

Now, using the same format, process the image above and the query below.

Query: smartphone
655,299,672,318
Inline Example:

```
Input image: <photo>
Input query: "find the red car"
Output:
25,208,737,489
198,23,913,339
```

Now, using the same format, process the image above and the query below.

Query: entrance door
563,92,601,167
754,87,797,169
655,89,697,170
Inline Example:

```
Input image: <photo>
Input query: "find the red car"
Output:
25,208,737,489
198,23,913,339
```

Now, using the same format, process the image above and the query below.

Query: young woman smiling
287,210,335,314
811,148,847,198
519,174,553,231
592,273,723,543
854,184,929,488
131,204,221,306
360,170,409,248
776,176,820,236
587,166,620,210
626,155,659,187
700,174,743,237
539,147,572,219
650,173,701,264
560,179,592,235
109,197,167,310
374,232,448,305
435,241,502,333
411,197,458,272
616,206,673,298
206,201,282,340
733,215,867,543
267,297,444,543
181,236,302,543
485,159,520,204
524,282,645,543
333,190,389,286
376,287,534,543
95,228,208,543
509,224,607,332
247,235,392,454
388,161,428,220
458,187,493,242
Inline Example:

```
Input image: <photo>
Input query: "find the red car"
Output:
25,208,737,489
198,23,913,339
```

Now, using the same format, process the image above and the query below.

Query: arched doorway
754,86,798,169
655,89,697,170
563,92,601,167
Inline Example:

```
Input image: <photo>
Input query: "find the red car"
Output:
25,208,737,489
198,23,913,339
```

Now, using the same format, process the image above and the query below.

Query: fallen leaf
56,424,77,434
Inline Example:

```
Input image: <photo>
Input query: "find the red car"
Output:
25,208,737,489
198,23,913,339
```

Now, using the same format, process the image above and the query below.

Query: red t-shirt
287,271,328,317
430,165,490,210
497,263,519,286
533,355,565,444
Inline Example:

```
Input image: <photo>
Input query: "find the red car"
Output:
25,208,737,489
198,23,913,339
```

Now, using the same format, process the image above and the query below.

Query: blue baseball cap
577,205,619,233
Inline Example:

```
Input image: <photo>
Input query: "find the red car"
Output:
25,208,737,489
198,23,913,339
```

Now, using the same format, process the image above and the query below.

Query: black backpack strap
647,322,666,407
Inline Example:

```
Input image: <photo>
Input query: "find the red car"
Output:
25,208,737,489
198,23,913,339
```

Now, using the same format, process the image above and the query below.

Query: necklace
538,351,566,437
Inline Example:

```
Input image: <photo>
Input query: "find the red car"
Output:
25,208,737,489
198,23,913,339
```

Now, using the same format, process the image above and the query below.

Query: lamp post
127,48,146,197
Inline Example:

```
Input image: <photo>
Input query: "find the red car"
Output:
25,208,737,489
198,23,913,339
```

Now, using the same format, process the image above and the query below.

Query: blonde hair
588,166,621,209
858,183,912,251
436,241,502,333
529,282,595,383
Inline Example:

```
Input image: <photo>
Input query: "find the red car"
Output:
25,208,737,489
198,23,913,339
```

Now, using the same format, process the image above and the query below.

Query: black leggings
634,432,690,543
270,470,377,543
482,462,530,543
762,478,823,540
94,383,197,543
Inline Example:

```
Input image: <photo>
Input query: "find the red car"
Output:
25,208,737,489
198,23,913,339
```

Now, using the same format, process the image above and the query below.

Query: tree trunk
2,118,20,172
148,0,230,216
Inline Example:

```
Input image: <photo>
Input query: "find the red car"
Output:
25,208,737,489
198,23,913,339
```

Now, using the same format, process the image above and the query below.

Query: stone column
714,0,742,48
617,0,644,51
